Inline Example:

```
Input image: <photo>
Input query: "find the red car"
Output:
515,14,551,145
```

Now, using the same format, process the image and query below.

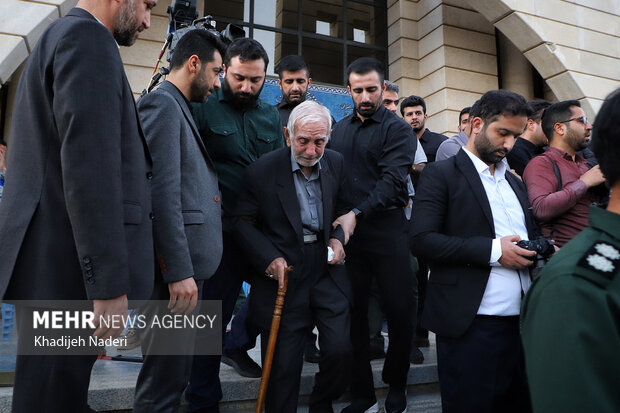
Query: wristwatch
352,208,362,219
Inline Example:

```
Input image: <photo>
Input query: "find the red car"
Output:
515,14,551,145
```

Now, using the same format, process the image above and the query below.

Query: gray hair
385,80,399,94
287,101,332,141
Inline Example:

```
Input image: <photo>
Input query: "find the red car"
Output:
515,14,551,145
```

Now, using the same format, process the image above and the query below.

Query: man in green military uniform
521,88,620,413
186,38,285,412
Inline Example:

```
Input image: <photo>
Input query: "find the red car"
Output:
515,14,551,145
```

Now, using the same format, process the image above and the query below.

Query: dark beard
477,147,507,165
475,127,508,165
189,67,213,103
283,91,307,106
222,80,262,110
355,101,379,118
566,127,589,151
113,0,140,46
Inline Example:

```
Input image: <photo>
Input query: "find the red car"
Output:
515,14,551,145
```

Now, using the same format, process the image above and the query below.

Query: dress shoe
410,346,424,364
340,399,378,413
384,385,407,413
304,340,321,363
221,348,262,378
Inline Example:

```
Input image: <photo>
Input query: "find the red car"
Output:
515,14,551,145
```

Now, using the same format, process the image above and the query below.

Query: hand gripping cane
255,266,292,413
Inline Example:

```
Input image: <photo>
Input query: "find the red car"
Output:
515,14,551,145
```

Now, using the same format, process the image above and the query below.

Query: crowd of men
0,0,618,412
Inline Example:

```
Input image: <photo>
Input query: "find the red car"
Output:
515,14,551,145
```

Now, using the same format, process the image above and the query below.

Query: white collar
462,147,508,177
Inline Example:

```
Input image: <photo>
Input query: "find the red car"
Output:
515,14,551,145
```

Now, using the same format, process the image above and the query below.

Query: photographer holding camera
523,100,606,248
410,90,542,413
521,88,620,413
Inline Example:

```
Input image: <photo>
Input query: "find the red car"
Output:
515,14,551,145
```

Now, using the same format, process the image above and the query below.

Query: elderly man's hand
265,257,288,288
328,238,346,265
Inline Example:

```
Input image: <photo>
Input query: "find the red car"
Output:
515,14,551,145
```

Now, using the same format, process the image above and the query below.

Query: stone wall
472,0,619,121
120,0,196,99
0,0,78,141
388,0,499,135
2,0,619,138
388,0,620,136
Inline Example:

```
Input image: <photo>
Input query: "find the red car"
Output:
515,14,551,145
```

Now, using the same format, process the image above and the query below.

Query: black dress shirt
328,105,415,217
419,128,448,163
277,100,336,129
277,101,295,128
506,137,543,177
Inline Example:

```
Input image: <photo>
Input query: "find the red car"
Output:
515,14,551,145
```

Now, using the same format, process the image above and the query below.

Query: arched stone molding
467,0,620,118
0,0,77,86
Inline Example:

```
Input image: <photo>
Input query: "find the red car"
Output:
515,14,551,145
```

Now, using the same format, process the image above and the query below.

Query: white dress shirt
463,148,531,316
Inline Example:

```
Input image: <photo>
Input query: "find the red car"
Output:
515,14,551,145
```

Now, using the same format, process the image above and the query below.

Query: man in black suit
411,90,538,413
0,0,156,411
134,29,225,412
330,57,416,413
234,101,352,413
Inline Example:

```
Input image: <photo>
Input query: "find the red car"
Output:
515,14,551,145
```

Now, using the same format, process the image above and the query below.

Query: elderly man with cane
234,100,352,413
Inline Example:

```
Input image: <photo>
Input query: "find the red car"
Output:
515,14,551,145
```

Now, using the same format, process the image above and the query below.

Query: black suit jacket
0,8,154,301
410,149,539,338
233,147,351,330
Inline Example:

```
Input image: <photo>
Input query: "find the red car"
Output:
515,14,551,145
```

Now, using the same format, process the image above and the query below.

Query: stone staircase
0,335,440,412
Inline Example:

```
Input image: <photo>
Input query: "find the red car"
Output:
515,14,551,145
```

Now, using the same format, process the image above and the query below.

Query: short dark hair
469,90,528,124
592,88,620,185
276,55,310,79
527,100,551,122
541,100,581,142
468,100,480,119
346,57,385,86
459,106,471,119
385,81,399,94
169,29,226,71
400,95,426,116
224,38,269,71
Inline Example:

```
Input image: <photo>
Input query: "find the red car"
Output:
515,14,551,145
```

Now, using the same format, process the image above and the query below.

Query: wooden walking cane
255,266,293,413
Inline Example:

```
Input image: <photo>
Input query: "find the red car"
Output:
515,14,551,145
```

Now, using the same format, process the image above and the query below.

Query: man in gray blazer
0,0,156,411
134,30,225,412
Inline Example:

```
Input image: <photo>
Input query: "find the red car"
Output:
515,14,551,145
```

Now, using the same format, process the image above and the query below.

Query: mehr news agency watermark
4,300,222,356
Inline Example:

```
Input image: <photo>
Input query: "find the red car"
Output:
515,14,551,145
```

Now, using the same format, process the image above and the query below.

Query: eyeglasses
558,115,588,125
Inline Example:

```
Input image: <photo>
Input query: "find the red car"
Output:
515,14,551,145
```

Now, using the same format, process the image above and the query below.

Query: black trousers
13,306,98,413
186,232,251,412
436,315,532,413
346,215,415,401
258,241,352,413
133,278,205,413
415,259,429,339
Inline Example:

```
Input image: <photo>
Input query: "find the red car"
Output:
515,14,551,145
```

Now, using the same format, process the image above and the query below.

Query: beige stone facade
1,0,619,140
388,0,620,135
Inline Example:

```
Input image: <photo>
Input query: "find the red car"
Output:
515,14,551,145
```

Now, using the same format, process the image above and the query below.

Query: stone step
0,335,439,412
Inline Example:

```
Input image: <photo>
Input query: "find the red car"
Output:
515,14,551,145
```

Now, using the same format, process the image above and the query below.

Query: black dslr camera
517,237,555,278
